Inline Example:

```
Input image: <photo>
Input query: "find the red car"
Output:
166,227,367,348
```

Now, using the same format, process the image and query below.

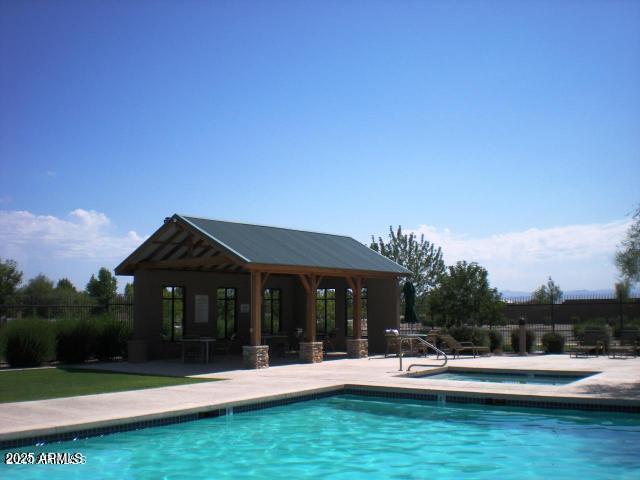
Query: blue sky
1,0,639,292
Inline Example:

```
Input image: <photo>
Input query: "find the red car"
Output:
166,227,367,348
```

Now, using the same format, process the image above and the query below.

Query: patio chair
570,329,606,358
609,329,639,358
439,334,490,359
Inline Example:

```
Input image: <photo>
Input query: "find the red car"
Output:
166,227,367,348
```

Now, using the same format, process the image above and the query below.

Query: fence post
518,316,527,356
619,296,624,331
550,291,555,332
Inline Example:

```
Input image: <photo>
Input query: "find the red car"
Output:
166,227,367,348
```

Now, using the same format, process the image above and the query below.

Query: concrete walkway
1,354,639,443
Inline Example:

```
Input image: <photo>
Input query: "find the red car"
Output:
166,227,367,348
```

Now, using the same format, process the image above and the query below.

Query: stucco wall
131,270,400,358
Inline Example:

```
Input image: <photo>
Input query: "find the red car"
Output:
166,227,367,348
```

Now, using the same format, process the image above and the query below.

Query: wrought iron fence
0,295,133,328
394,294,640,351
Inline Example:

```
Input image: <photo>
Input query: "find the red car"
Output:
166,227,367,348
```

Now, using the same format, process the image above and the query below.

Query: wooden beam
248,263,409,279
261,272,270,289
140,228,184,262
314,275,323,289
137,256,234,270
305,274,317,342
345,276,356,292
250,271,262,346
158,232,191,261
298,274,311,294
353,277,363,339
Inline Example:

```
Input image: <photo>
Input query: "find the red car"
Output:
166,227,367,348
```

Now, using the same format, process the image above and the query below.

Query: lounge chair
570,329,606,358
609,329,639,358
439,334,490,358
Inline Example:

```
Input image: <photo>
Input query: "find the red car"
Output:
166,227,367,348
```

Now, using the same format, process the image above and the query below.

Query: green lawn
0,367,221,403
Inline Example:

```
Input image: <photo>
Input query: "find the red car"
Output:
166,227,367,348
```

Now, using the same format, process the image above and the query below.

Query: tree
86,267,117,306
124,282,134,300
21,274,55,301
616,205,640,284
428,261,503,327
370,226,445,297
0,258,22,304
614,279,630,302
56,278,76,292
531,277,563,304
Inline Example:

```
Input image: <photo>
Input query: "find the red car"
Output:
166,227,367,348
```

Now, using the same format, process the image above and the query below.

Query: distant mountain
500,288,640,299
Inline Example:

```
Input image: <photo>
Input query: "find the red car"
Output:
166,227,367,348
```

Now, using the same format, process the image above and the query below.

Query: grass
0,367,221,403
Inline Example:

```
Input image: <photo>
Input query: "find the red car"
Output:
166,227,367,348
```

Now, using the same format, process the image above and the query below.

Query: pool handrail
398,337,448,371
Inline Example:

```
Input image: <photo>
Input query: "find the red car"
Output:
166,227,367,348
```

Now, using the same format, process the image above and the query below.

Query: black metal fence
0,295,133,328
494,295,640,350
396,295,640,351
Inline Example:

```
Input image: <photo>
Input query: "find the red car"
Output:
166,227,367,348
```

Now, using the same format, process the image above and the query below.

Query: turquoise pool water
2,395,639,480
419,370,591,385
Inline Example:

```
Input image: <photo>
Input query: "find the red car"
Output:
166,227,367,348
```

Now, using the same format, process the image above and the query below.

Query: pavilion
115,214,409,368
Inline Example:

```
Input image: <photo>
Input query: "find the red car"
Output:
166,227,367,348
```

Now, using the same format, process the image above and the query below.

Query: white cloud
0,209,144,263
0,209,147,290
407,220,631,291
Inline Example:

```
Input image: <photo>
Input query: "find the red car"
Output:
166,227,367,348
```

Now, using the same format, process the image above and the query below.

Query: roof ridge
177,214,354,239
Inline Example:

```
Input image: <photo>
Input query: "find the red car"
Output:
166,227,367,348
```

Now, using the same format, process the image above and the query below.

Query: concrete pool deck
1,354,639,444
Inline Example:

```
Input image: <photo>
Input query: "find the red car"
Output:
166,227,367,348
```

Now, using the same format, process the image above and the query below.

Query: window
345,287,368,337
316,288,336,334
163,286,184,341
216,288,236,339
262,288,281,334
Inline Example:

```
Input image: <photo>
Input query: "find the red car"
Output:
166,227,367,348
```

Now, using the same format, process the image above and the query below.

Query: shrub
94,317,132,360
612,321,640,338
4,318,55,367
447,326,489,347
510,328,535,353
541,332,565,353
572,318,607,339
55,318,99,363
573,323,611,351
488,330,503,352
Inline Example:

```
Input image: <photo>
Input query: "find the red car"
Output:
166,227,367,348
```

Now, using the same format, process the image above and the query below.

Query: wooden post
306,274,317,342
299,274,318,342
353,277,362,339
250,271,262,346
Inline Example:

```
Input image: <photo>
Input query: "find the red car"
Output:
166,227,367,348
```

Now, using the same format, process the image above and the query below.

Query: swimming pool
414,369,594,385
2,394,638,479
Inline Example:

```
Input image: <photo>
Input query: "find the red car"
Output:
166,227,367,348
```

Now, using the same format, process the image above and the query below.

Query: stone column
347,338,368,358
299,341,323,363
243,345,269,369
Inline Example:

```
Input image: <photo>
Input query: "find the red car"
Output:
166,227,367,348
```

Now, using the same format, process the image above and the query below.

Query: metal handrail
396,336,448,371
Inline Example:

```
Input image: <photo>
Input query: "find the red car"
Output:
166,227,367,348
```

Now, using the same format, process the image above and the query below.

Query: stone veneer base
347,338,369,358
243,345,269,369
299,342,323,363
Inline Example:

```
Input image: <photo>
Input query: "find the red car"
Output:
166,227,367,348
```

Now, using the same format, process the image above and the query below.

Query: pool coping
404,366,601,379
2,382,639,449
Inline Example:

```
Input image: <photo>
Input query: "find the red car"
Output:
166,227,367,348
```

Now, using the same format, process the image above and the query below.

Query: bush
488,330,503,352
94,317,132,360
510,328,535,353
4,318,56,367
55,318,99,363
447,326,489,347
541,332,565,353
572,318,607,339
612,321,640,338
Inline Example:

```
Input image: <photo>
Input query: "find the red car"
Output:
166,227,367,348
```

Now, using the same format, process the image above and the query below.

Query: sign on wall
194,294,209,323
240,303,250,313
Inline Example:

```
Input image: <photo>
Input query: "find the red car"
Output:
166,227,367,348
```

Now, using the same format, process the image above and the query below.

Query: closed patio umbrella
402,281,419,334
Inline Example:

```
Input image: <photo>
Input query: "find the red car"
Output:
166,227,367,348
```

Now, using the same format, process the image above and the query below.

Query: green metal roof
179,215,410,274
